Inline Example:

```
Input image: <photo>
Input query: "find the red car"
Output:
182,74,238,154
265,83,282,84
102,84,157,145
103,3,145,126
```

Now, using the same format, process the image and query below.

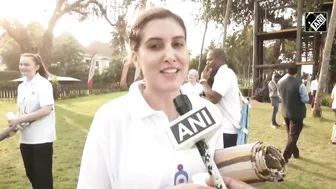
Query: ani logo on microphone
171,107,215,144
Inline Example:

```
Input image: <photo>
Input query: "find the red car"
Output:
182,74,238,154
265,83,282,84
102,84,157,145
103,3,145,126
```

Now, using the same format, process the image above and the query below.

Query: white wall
83,54,112,75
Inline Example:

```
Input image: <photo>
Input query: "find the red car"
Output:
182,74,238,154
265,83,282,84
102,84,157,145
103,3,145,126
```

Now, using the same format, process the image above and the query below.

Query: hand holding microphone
165,94,226,189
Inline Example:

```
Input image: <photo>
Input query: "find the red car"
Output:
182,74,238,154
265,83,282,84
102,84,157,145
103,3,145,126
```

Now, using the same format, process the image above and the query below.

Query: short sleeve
38,81,54,107
212,68,231,97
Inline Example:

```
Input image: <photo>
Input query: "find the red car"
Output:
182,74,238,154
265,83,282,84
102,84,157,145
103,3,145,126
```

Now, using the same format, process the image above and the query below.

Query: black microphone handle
173,95,226,189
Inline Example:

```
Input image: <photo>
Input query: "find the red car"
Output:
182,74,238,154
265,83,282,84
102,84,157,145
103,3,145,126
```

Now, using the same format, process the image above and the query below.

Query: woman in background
7,53,56,189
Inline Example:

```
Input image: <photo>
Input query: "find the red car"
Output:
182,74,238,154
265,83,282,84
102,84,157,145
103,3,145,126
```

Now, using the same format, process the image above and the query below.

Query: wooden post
296,0,303,78
252,0,259,94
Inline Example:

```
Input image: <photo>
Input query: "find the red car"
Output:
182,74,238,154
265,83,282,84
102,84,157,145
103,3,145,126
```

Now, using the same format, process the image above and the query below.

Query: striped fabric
214,141,287,184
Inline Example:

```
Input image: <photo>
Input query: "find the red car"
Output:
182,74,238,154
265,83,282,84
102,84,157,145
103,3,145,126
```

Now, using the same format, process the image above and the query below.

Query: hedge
0,71,21,81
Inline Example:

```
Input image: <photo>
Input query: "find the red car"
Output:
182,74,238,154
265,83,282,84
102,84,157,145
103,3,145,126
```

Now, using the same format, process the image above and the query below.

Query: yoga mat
214,141,287,184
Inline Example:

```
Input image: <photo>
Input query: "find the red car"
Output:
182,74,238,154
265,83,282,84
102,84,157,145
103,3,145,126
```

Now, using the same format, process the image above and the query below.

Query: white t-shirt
311,79,318,92
181,82,203,96
77,81,222,189
212,65,241,134
17,73,56,144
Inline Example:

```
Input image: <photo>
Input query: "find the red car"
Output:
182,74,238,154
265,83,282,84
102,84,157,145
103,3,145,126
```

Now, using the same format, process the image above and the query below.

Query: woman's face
19,56,39,78
134,18,189,93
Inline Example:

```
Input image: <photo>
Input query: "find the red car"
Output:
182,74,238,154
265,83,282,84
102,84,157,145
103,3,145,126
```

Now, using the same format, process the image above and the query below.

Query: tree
50,34,85,76
221,0,232,50
313,0,336,117
109,16,128,56
0,22,46,70
0,0,131,68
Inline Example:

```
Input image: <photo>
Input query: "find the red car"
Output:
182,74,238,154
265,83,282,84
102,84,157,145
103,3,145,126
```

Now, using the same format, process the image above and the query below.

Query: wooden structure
252,0,334,93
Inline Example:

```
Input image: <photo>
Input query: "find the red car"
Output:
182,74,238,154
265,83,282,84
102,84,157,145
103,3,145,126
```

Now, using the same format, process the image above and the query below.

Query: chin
156,83,181,93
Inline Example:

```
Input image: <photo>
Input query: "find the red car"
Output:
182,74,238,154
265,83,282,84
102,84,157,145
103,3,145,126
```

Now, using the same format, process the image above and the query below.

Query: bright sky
0,0,312,73
0,0,227,58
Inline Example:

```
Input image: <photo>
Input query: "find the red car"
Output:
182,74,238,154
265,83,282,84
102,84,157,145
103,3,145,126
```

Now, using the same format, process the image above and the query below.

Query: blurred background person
182,69,203,96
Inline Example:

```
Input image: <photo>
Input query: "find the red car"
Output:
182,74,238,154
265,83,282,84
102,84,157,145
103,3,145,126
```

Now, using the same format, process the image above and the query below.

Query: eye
150,44,161,50
173,41,185,48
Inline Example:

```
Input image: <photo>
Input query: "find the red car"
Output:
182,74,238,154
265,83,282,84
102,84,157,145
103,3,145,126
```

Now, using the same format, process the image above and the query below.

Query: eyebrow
145,36,185,44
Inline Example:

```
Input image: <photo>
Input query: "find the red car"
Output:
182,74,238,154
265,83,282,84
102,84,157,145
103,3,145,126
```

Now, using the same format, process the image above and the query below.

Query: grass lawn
0,92,335,189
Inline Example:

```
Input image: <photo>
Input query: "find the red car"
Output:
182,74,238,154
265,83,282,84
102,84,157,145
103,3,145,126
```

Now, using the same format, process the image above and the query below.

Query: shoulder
216,65,237,80
18,82,24,90
95,94,129,121
35,76,52,89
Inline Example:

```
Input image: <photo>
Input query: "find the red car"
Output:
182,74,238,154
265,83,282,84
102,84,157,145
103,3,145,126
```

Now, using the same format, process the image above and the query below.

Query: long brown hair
21,53,49,79
127,8,187,64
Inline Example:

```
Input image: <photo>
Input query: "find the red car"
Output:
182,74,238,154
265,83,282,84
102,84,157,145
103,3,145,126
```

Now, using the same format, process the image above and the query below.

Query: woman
7,53,55,189
77,8,253,189
182,69,203,96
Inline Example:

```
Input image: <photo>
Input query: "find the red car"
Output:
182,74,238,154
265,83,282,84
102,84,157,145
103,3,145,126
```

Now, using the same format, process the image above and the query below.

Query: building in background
83,41,112,75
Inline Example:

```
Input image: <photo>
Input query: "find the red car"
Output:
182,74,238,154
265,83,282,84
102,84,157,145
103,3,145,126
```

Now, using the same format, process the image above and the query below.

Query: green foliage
50,35,85,76
0,71,21,81
0,33,21,71
189,0,318,27
95,56,124,84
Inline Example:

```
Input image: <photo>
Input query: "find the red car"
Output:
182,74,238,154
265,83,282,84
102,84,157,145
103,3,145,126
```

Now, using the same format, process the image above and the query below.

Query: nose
163,46,176,63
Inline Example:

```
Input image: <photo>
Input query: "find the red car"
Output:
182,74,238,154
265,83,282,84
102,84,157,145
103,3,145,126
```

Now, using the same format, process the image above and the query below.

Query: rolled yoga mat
214,141,287,184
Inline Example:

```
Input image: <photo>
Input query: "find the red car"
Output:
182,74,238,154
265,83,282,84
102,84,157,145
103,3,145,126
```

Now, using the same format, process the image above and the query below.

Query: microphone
165,94,227,189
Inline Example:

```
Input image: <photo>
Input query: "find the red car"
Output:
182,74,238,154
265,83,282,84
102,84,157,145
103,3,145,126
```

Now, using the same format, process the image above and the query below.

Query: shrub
0,71,21,81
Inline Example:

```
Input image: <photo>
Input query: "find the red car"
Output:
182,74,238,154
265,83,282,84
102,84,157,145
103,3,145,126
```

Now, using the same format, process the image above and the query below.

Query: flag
87,55,96,89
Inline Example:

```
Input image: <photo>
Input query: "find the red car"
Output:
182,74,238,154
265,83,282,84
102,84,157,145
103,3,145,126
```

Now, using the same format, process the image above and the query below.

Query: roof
84,41,112,58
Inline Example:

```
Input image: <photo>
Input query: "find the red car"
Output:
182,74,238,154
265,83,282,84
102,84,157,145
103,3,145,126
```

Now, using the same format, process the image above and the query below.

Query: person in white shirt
331,83,336,119
200,49,241,149
182,69,203,96
77,8,253,189
6,53,56,189
310,75,319,109
268,73,281,128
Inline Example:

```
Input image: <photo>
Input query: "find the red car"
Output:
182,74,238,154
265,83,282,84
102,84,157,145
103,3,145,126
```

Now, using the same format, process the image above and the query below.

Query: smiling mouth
160,69,179,74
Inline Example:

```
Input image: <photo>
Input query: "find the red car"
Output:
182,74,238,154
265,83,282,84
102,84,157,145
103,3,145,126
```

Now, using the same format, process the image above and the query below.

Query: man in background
310,75,319,109
200,48,241,148
268,73,281,128
278,64,309,163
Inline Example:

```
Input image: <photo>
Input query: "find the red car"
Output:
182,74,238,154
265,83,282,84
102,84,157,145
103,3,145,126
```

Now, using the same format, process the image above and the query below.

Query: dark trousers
223,133,238,148
270,97,279,125
283,118,303,161
311,90,316,108
20,142,53,189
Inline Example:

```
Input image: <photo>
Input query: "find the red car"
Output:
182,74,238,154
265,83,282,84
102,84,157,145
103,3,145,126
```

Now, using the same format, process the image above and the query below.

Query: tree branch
0,18,17,41
81,0,117,27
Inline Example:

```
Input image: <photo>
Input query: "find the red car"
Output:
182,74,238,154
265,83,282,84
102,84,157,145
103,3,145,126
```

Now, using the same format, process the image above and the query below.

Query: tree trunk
198,19,209,72
39,29,54,69
221,0,232,51
313,0,336,117
119,0,147,87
